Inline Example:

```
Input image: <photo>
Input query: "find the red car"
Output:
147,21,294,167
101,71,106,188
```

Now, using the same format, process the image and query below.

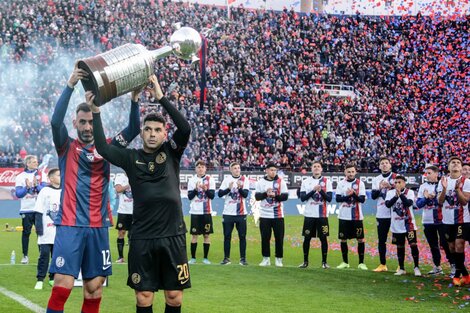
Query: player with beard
46,64,141,313
298,161,333,269
336,164,368,270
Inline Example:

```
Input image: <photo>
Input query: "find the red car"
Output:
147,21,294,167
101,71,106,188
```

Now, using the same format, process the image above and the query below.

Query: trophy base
78,59,116,106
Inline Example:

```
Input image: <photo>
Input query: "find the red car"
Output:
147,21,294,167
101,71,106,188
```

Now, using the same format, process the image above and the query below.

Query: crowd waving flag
198,34,208,111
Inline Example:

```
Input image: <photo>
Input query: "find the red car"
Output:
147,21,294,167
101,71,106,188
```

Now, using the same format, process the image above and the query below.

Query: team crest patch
305,230,310,235
192,228,197,233
352,184,357,189
118,223,122,228
156,152,167,164
56,256,65,268
131,273,141,284
148,162,155,172
170,139,177,150
320,182,325,187
273,183,279,188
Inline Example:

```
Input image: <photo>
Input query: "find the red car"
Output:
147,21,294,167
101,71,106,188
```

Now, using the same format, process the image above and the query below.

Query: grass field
0,216,469,313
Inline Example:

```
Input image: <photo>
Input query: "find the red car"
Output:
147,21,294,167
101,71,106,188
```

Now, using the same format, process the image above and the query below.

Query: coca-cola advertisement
0,168,49,200
0,168,23,186
0,168,23,200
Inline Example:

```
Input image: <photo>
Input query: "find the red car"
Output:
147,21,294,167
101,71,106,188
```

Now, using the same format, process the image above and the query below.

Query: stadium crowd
0,0,468,172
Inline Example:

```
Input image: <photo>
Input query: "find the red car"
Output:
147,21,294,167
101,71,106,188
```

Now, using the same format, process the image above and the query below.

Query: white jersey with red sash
255,176,288,219
386,188,417,233
438,176,470,224
417,182,442,225
372,172,397,218
300,176,333,218
219,175,250,216
188,174,216,215
336,178,366,221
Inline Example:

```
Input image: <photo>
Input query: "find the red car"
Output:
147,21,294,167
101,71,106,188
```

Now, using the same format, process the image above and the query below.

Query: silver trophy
78,26,202,106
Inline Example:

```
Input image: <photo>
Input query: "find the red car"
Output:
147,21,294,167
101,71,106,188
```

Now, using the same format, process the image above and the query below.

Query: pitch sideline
0,285,46,313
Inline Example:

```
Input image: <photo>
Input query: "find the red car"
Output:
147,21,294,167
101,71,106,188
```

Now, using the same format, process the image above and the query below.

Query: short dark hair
76,103,91,114
311,160,323,167
48,168,60,178
265,162,277,169
143,113,166,126
463,162,470,167
425,165,439,172
195,160,206,167
379,157,391,164
395,175,406,182
344,163,356,170
448,156,463,165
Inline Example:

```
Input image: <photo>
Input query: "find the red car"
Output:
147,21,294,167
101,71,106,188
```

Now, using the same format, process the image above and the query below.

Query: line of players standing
181,156,470,287
15,155,470,288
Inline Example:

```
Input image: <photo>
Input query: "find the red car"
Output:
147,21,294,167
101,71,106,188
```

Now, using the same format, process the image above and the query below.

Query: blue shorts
49,226,112,279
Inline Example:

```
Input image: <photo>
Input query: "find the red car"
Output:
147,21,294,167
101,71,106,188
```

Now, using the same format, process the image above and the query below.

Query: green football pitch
0,216,468,313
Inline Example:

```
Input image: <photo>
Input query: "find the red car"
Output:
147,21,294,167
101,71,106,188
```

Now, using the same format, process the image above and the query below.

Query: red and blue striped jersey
55,137,114,227
50,85,140,228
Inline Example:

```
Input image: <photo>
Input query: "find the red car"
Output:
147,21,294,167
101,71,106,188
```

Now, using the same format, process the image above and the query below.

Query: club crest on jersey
273,183,279,188
352,184,357,189
170,139,177,150
131,273,141,284
320,182,325,187
156,152,167,164
148,162,155,172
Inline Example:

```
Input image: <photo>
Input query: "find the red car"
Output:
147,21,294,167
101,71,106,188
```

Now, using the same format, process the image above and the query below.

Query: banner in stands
0,168,425,218
0,168,422,200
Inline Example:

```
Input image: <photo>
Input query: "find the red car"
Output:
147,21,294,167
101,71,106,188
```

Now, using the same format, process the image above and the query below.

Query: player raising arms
46,64,141,313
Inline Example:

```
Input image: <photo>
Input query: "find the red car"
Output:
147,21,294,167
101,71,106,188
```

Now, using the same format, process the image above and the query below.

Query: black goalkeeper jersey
93,97,190,239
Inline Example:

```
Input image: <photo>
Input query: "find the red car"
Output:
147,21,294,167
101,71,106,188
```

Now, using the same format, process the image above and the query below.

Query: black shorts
190,214,213,235
302,217,329,238
338,220,364,240
392,231,417,245
127,235,191,291
443,224,470,242
115,213,133,231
